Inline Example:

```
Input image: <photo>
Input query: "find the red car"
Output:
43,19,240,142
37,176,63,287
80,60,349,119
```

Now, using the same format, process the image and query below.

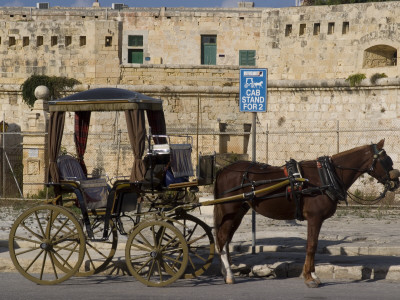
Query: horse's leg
214,202,249,284
220,242,235,284
303,217,323,288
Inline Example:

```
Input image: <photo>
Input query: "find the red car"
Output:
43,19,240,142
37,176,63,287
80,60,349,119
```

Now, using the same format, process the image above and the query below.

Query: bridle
335,143,399,204
368,144,395,184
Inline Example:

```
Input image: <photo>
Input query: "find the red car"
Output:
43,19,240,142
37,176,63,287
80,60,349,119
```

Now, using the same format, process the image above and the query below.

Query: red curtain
74,111,91,176
146,110,167,144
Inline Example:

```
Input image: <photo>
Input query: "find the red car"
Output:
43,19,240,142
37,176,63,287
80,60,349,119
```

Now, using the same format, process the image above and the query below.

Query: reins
332,145,392,205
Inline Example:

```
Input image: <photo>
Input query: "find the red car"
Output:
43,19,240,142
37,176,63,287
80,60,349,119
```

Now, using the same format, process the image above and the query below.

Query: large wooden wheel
8,205,86,285
75,217,118,276
125,220,188,287
172,214,215,279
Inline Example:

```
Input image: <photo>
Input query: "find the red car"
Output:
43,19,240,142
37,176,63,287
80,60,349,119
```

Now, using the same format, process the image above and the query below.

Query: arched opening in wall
363,45,397,68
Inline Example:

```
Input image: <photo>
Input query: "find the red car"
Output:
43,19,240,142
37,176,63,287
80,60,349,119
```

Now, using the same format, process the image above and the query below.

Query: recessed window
285,24,292,37
23,36,29,47
105,36,112,47
313,23,320,35
328,22,335,35
65,36,72,46
342,22,349,34
201,35,217,65
37,36,43,47
128,49,143,64
363,45,397,68
299,24,306,36
239,50,256,66
0,37,2,45
80,36,86,46
51,36,58,46
128,35,143,47
9,36,16,46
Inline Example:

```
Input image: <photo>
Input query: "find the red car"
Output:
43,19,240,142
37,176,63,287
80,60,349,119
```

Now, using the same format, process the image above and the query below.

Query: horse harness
218,143,395,221
219,157,349,221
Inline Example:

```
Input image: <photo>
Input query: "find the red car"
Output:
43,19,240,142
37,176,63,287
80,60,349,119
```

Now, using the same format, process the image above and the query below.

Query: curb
231,244,400,257
3,241,400,282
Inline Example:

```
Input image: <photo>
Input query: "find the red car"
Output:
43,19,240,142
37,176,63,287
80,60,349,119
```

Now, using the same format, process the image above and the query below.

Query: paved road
2,203,400,283
1,272,400,300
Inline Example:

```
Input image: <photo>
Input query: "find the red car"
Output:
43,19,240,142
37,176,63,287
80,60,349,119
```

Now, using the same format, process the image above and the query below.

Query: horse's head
368,139,400,191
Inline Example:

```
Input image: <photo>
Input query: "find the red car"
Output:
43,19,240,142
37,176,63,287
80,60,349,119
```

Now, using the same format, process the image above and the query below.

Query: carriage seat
143,144,171,190
165,144,194,186
57,155,109,210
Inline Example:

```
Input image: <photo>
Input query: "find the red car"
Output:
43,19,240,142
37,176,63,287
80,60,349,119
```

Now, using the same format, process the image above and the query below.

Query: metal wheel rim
173,214,215,279
75,218,118,276
8,204,86,285
125,220,188,287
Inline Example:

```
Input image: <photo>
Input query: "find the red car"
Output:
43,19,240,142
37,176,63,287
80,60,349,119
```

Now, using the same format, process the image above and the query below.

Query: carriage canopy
47,88,166,183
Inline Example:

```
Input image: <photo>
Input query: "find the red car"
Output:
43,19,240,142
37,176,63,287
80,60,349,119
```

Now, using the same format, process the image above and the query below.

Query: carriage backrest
170,144,194,178
57,154,108,209
57,155,87,180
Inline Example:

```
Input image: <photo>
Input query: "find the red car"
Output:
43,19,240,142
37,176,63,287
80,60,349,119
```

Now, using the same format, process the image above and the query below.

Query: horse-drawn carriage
8,87,400,288
9,88,216,287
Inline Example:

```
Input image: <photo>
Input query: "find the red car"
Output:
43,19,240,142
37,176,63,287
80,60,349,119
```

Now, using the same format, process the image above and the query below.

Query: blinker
389,169,400,180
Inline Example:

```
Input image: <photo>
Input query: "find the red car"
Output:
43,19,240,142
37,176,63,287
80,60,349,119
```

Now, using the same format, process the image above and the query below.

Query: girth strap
285,159,305,221
317,156,347,203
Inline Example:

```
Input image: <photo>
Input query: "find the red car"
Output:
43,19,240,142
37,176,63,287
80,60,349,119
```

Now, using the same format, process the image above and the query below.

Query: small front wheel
9,205,86,285
125,220,188,287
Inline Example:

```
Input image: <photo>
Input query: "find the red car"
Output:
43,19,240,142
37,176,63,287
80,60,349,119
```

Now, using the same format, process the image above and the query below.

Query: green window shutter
202,44,217,65
201,35,217,65
128,49,143,64
128,35,143,46
239,50,256,66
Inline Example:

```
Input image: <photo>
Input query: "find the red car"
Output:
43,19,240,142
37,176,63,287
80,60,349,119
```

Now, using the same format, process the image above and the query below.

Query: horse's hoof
305,280,319,288
225,277,236,284
311,272,321,285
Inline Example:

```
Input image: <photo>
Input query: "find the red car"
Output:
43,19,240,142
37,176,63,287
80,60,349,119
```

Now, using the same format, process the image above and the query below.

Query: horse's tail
213,169,223,253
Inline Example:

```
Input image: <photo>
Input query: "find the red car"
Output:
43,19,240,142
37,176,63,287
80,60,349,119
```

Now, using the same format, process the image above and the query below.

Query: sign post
239,68,267,254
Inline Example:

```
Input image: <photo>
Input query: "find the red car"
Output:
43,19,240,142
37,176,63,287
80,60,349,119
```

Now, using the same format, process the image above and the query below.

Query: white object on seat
152,144,170,154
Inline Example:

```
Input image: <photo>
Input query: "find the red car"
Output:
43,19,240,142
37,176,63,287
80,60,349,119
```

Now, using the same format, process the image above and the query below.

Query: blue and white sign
240,68,267,112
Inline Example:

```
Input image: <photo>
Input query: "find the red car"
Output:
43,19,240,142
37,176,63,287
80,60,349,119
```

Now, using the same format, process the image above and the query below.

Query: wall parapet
3,76,400,99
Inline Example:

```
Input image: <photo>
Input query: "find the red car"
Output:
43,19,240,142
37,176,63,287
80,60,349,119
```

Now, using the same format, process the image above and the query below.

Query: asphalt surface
2,200,400,283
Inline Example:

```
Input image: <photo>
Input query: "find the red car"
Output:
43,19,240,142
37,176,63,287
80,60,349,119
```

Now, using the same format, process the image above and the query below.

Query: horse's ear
377,139,385,149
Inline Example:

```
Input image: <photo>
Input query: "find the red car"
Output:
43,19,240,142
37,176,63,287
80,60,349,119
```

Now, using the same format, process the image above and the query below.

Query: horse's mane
331,144,371,163
218,160,281,175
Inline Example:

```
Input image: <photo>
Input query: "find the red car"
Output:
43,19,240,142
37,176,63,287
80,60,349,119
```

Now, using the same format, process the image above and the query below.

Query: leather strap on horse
284,159,305,221
317,156,347,204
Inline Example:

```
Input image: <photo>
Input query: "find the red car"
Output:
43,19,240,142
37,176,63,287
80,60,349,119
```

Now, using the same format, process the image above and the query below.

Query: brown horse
214,140,399,288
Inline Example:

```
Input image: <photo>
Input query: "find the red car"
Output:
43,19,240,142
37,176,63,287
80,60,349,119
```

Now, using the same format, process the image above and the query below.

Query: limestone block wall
260,2,400,80
119,8,261,66
2,3,400,85
2,78,400,196
0,18,120,84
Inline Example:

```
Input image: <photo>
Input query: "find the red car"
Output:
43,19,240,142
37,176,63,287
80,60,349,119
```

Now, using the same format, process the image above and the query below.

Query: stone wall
2,2,400,85
1,2,400,195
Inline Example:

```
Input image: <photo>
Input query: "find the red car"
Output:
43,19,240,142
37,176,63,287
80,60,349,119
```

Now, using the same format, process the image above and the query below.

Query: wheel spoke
9,205,86,285
125,220,188,287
